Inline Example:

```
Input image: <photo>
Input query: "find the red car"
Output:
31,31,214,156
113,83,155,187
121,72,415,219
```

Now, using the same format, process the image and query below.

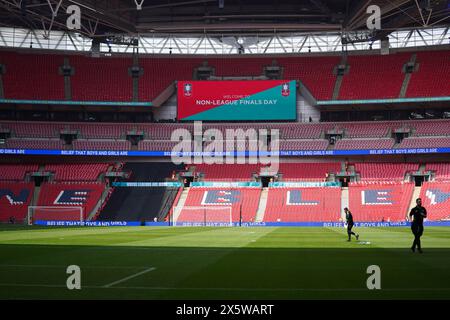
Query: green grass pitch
0,225,450,299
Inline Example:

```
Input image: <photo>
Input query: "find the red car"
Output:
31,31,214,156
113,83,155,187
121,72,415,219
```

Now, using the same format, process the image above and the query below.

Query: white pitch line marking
103,267,156,288
0,264,150,269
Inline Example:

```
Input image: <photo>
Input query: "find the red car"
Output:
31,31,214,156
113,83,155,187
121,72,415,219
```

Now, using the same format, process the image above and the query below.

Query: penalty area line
102,267,157,288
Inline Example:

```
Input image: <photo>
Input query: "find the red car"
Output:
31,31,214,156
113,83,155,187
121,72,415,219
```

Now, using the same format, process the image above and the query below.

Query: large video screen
177,80,296,121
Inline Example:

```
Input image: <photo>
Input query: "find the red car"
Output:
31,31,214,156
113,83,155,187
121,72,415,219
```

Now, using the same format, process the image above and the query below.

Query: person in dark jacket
344,207,359,242
409,198,427,253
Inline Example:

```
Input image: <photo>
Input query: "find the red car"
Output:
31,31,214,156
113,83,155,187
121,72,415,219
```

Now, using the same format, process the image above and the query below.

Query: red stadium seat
334,138,395,150
0,164,39,181
37,182,105,220
348,181,414,222
339,53,410,100
354,163,418,181
406,51,450,97
45,163,110,181
419,181,450,221
70,56,133,101
263,187,341,222
0,182,34,222
0,52,65,100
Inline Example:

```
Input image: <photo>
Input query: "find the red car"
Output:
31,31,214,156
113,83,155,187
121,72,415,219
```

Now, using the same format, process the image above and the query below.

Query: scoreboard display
177,80,297,121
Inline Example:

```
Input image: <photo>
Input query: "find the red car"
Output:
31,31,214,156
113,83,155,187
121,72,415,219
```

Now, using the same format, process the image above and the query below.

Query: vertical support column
129,53,143,102
0,64,5,99
59,57,74,100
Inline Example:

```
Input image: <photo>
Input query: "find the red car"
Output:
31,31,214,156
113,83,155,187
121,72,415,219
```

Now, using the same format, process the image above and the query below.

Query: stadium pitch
0,225,449,300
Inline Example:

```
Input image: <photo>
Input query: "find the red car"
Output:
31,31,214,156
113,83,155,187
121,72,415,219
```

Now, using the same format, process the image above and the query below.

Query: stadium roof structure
0,0,448,39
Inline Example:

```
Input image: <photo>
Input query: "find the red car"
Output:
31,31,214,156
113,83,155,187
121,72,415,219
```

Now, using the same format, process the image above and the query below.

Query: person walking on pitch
409,198,427,253
344,207,359,242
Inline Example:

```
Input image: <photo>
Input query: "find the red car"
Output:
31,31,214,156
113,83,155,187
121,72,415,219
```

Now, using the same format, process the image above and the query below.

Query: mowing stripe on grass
102,267,156,288
0,264,152,269
0,283,450,292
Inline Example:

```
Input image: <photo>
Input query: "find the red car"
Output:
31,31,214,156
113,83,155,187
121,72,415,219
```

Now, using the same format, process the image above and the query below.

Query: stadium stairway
341,187,349,220
399,53,416,98
87,164,115,221
255,187,269,222
172,187,190,223
408,186,423,214
331,54,347,100
87,184,111,221
30,185,41,208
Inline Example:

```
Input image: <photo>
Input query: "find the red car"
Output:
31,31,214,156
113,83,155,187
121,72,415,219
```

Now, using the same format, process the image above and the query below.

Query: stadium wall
297,92,320,122
154,92,177,121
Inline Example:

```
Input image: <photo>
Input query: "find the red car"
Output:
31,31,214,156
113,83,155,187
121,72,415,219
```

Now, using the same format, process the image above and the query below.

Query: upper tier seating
139,58,201,101
0,51,65,100
282,56,339,100
208,57,273,77
70,55,133,101
406,50,450,97
2,50,447,102
339,53,410,100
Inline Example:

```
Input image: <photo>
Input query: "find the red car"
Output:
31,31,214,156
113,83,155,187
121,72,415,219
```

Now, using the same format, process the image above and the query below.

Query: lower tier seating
35,182,105,221
348,182,414,222
0,182,34,222
263,187,341,222
419,182,450,221
176,187,261,223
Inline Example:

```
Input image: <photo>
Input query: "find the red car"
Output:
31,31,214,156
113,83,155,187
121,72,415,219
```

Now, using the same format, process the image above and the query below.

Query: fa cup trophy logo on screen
184,83,193,97
281,82,290,97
